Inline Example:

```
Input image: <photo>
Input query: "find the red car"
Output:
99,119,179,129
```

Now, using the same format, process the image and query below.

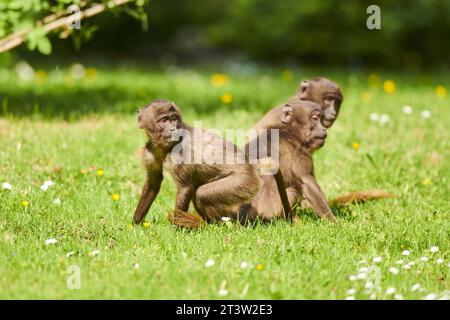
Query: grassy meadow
0,64,449,299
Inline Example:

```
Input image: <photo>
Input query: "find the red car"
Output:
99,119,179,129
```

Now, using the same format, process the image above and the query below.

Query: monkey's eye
311,115,320,121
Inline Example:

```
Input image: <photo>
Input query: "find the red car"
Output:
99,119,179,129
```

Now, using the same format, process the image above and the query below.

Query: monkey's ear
300,80,310,93
168,102,180,113
281,105,293,124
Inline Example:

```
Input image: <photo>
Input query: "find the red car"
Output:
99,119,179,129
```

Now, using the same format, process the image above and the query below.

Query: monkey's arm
273,170,293,221
175,186,194,211
133,170,163,224
300,174,335,222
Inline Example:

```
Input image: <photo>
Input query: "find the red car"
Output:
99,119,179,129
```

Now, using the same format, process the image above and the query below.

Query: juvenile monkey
133,99,264,226
248,100,335,221
254,76,392,212
290,76,343,128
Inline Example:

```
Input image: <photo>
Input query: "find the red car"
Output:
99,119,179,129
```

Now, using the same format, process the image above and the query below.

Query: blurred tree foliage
9,0,450,68
0,0,148,55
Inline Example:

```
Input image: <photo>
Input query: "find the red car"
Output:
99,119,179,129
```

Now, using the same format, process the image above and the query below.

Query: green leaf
37,36,52,55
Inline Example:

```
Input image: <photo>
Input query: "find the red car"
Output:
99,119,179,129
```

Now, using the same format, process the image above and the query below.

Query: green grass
0,65,449,299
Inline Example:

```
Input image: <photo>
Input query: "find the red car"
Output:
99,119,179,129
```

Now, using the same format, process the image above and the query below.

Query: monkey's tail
168,209,206,229
329,189,395,206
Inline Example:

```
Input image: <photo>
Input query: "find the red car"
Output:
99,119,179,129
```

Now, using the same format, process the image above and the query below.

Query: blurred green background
6,0,450,69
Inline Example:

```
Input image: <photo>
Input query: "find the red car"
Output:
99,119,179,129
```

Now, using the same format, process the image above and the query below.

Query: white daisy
430,246,439,253
133,263,140,269
386,287,396,295
421,110,431,119
379,114,390,124
53,198,62,205
347,289,357,295
436,258,444,264
44,180,55,187
389,267,399,274
411,284,421,292
41,184,49,191
373,256,382,263
402,105,413,114
240,261,249,269
2,182,12,190
345,296,355,300
401,250,411,256
420,256,429,262
395,259,404,265
358,260,367,265
349,275,357,281
66,251,75,257
357,273,368,279
365,282,374,289
402,264,411,269
88,250,100,257
369,113,379,121
218,289,228,296
369,293,377,300
394,294,404,300
424,293,437,300
205,259,215,268
45,238,57,245
358,267,369,273
221,217,231,222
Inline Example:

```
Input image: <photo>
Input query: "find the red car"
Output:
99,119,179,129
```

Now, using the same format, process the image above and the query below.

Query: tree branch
0,0,133,54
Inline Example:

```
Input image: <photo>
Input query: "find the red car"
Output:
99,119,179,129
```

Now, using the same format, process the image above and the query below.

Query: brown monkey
255,76,392,211
133,99,264,226
248,100,335,221
289,77,343,128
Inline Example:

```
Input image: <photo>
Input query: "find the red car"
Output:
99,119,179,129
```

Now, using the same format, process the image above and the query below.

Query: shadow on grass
0,85,149,119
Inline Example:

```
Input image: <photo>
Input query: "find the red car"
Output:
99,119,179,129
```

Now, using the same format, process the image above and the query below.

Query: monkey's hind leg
194,172,259,222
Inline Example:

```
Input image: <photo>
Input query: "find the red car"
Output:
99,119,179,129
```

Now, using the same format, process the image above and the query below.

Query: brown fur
255,76,393,213
291,77,343,129
329,189,395,206
133,99,262,226
248,99,335,221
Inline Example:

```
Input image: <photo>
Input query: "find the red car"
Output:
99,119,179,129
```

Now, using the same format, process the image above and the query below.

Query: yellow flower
361,91,372,103
436,85,447,98
422,178,431,186
112,193,120,201
383,80,396,94
367,74,380,87
282,69,293,81
35,70,48,84
97,169,104,177
221,93,233,104
128,223,134,230
143,221,151,228
85,68,97,80
352,142,360,151
21,200,29,207
256,263,265,271
211,73,229,87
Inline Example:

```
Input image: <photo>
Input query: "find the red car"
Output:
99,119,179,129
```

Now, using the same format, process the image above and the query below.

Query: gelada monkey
292,76,343,128
133,99,291,228
249,99,335,221
257,76,393,208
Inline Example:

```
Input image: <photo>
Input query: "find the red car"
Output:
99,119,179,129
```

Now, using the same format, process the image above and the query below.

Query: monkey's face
302,105,328,150
137,100,183,147
281,101,328,151
298,77,343,128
